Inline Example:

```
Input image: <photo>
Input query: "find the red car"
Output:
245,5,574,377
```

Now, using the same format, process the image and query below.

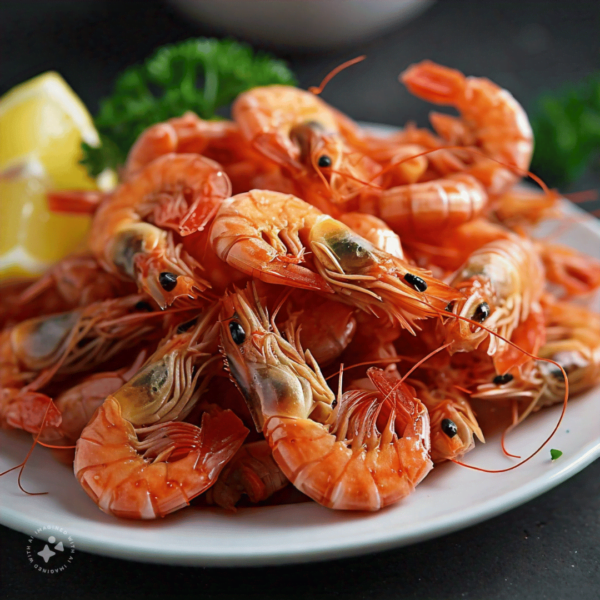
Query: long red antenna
309,56,366,96
0,398,56,495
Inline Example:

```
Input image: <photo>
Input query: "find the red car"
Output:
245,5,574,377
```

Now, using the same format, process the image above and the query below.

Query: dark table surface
1,1,599,598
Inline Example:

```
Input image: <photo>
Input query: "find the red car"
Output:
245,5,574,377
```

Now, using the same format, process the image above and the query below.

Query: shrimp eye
229,321,246,345
177,318,198,334
318,155,332,168
493,373,514,385
445,302,455,313
135,301,153,312
404,273,428,292
159,272,178,291
441,418,458,438
472,302,490,323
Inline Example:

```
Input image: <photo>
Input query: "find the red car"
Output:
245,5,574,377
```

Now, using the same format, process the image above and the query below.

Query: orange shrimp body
280,294,357,366
220,286,432,511
443,235,545,368
536,241,600,297
206,440,288,510
401,61,533,196
233,85,381,206
374,173,488,239
124,113,243,179
74,302,248,519
210,190,461,331
89,153,231,308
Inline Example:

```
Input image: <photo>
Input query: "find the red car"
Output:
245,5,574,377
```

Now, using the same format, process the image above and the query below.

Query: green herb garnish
550,449,563,461
531,74,600,186
81,38,297,177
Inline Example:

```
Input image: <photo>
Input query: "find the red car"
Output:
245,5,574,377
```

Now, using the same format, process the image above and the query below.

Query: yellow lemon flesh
0,72,100,279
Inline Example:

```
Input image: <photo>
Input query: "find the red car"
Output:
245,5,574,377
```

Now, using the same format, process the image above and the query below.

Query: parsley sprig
531,74,600,187
81,38,297,177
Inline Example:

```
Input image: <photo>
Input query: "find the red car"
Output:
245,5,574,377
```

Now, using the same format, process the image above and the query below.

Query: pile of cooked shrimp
2,60,600,519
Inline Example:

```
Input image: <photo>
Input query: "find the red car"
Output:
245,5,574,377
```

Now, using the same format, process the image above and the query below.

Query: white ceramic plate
1,125,599,566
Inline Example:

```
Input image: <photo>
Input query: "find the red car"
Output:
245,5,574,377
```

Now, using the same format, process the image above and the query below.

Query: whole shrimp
210,190,460,331
371,173,488,240
219,286,432,511
74,302,248,519
401,60,533,196
206,440,288,510
474,299,600,412
442,234,546,373
233,85,381,207
0,294,166,391
89,153,231,308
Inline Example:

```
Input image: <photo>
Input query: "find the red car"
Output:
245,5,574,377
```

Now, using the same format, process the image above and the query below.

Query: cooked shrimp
0,295,165,391
401,60,533,196
74,302,248,519
220,286,432,511
89,153,231,308
206,441,288,510
372,173,488,239
491,187,560,228
233,85,381,205
210,190,460,331
124,113,248,179
441,235,545,371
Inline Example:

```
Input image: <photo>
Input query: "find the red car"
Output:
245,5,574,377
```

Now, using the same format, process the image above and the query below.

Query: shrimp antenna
368,145,553,197
309,56,367,96
0,398,56,495
419,301,571,473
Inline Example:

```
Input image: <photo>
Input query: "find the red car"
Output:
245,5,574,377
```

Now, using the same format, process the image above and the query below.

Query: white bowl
170,0,435,50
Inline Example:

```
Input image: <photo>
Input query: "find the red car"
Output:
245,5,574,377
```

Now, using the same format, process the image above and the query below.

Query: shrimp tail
47,190,108,215
0,390,62,434
401,61,467,105
75,398,248,519
217,236,334,293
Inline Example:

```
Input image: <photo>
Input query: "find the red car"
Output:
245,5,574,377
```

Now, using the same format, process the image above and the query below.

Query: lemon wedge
0,72,100,279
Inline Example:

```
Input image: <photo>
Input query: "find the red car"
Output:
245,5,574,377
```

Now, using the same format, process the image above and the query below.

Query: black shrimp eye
177,318,198,334
229,321,246,345
404,272,428,292
318,155,332,168
441,418,458,438
445,302,455,313
472,302,490,323
493,373,514,385
135,301,153,312
159,272,178,292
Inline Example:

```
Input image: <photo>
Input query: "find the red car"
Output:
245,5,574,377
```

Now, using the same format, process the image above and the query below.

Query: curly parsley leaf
550,448,563,461
531,74,600,187
81,38,297,177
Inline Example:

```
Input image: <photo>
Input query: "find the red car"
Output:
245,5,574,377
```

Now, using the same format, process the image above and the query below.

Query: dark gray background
1,1,599,598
